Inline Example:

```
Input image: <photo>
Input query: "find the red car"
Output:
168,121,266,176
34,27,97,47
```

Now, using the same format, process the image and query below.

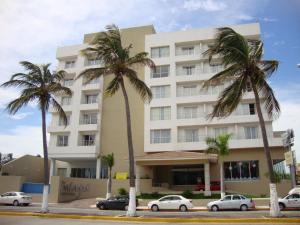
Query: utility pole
282,129,296,187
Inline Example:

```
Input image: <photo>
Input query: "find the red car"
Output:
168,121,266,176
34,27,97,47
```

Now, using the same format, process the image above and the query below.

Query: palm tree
1,61,72,213
102,153,114,199
78,24,155,217
203,27,280,217
206,134,231,198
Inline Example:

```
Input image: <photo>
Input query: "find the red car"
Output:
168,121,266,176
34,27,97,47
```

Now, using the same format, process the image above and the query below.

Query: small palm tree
78,24,155,217
102,153,114,199
203,27,280,217
206,134,231,198
1,61,72,213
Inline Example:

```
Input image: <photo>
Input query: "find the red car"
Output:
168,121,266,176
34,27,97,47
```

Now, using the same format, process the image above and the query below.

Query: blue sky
0,0,299,159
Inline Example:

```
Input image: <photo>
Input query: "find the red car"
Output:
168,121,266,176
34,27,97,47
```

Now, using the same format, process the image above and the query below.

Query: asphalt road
0,204,299,218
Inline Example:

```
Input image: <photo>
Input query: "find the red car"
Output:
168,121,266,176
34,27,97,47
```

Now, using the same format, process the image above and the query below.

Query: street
0,216,299,225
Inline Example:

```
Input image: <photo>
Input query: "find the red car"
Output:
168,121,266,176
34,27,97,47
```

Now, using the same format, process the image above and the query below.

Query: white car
288,186,300,195
207,194,255,211
278,193,300,210
0,192,32,206
147,195,193,212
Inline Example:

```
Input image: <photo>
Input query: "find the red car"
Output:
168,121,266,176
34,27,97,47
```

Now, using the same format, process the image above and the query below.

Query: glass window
183,66,195,75
151,46,169,58
81,134,95,146
171,196,181,200
224,160,259,180
232,195,241,200
86,58,102,66
183,85,197,96
81,113,97,124
150,107,171,121
223,196,232,201
183,106,198,119
249,104,255,115
214,127,228,138
150,129,171,144
151,85,170,99
59,115,71,126
210,63,223,73
61,97,71,106
184,129,199,142
65,60,76,69
151,65,169,78
84,94,98,104
63,79,74,87
182,46,194,55
244,127,258,139
57,135,68,146
70,168,96,178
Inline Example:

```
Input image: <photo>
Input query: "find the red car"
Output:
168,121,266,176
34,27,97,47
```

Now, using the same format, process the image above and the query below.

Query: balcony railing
80,117,97,125
178,134,206,143
79,139,95,146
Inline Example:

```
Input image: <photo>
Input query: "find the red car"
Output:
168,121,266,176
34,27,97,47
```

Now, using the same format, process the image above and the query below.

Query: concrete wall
1,155,48,183
0,176,24,194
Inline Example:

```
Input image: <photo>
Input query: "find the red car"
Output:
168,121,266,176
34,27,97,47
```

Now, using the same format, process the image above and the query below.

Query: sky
0,0,299,160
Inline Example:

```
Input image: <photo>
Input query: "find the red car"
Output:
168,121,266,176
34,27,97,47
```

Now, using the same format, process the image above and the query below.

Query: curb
0,211,300,224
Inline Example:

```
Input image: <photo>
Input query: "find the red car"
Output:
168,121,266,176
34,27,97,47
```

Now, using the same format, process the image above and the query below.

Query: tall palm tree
1,61,72,213
206,134,231,198
78,24,155,217
203,27,280,217
102,153,114,199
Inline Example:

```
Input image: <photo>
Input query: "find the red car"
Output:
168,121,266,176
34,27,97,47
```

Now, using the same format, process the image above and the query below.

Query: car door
158,197,173,209
218,195,232,209
231,195,241,209
0,193,9,204
169,196,182,209
287,194,300,208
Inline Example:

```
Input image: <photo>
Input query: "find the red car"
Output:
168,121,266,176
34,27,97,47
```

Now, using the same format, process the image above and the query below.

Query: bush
182,190,194,198
118,188,128,196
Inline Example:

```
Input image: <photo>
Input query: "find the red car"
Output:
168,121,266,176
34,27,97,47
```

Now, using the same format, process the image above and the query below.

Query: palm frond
6,94,37,114
127,52,155,69
51,98,68,126
76,67,107,84
104,76,120,97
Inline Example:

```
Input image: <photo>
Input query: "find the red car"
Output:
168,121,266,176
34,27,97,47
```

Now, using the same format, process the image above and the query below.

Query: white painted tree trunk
41,185,49,213
220,163,225,198
269,183,281,217
106,178,111,199
126,187,136,217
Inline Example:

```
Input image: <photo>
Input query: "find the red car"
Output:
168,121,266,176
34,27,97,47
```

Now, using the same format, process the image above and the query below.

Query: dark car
195,181,221,191
96,196,138,210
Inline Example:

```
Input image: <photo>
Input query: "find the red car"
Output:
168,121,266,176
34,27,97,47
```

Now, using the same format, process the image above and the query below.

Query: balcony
47,125,71,133
79,139,95,146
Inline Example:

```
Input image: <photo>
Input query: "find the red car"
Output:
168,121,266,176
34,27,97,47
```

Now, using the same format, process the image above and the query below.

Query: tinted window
160,197,172,201
233,195,240,200
223,196,232,201
240,195,246,200
172,196,181,200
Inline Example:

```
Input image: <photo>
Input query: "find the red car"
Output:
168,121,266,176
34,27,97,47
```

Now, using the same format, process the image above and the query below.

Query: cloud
183,0,227,11
0,88,20,109
0,125,46,157
6,112,33,120
273,40,286,46
262,17,277,22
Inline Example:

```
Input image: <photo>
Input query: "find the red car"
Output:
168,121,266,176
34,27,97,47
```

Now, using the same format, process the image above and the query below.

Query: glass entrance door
172,165,204,185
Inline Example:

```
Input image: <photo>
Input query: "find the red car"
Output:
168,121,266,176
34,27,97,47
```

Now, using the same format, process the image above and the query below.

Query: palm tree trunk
119,78,136,217
106,167,112,199
220,161,225,198
41,106,50,213
251,81,280,217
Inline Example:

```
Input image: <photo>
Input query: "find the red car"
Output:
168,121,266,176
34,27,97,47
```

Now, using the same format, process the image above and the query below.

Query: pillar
49,158,56,184
204,162,211,196
96,158,101,179
135,165,141,195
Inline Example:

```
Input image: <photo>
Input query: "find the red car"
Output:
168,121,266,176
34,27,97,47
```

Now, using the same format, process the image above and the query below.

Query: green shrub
118,188,128,196
182,190,194,198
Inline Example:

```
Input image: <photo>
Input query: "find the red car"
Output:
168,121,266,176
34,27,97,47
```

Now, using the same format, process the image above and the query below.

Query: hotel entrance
172,165,204,185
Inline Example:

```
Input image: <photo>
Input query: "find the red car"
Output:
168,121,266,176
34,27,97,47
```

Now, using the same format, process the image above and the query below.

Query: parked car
278,193,300,210
207,194,255,211
148,195,193,212
0,192,32,206
288,186,300,195
195,181,221,191
96,196,138,210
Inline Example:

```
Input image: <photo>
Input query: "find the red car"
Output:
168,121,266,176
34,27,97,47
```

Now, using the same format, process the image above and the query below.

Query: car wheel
13,200,19,206
98,204,105,210
179,205,188,212
211,205,219,212
151,204,159,212
124,205,129,211
279,203,285,211
240,204,248,211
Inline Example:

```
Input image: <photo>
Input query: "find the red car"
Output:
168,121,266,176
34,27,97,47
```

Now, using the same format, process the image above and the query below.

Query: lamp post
282,129,297,187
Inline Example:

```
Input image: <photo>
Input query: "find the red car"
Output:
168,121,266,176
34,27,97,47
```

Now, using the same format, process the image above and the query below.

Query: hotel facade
48,23,290,196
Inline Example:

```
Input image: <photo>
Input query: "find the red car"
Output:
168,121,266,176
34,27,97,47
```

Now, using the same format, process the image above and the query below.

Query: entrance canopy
135,151,218,166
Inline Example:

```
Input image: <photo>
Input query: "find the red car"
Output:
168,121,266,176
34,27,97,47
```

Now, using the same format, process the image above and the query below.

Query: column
96,158,101,179
204,162,211,196
49,158,56,184
135,165,141,195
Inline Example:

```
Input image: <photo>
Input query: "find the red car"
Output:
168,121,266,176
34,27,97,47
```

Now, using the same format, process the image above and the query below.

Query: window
84,94,98,104
63,79,74,87
61,97,71,106
57,135,68,146
151,85,170,99
81,113,97,124
71,168,96,178
151,65,170,78
249,104,255,115
81,134,95,146
65,60,75,69
84,77,100,85
183,66,195,75
232,195,241,200
224,160,259,180
182,46,194,55
150,107,171,120
184,129,199,142
58,115,71,126
182,106,198,119
210,63,223,73
151,46,169,58
214,127,228,138
150,129,171,144
182,85,197,96
86,58,102,66
223,196,232,201
244,127,258,139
